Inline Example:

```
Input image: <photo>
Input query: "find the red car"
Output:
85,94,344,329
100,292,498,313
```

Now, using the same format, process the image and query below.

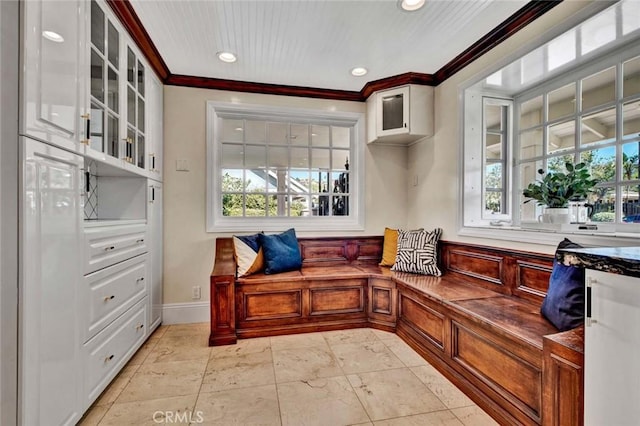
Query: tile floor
79,324,498,426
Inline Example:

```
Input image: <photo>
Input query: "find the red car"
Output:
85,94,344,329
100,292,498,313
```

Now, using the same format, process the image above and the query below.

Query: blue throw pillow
259,228,302,274
540,238,585,331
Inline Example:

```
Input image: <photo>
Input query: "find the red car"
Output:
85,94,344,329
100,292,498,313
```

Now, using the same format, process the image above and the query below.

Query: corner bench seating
210,236,584,426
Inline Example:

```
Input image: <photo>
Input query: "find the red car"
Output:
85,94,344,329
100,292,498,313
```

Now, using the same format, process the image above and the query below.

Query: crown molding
106,0,170,80
110,0,562,101
433,0,562,84
165,74,362,102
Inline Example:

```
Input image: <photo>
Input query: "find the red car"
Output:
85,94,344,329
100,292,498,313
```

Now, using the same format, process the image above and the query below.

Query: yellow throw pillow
379,227,399,266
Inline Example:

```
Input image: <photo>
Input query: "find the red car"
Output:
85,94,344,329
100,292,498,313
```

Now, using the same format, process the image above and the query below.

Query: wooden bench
210,236,584,426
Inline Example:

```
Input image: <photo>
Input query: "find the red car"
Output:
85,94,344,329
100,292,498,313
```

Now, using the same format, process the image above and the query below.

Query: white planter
538,207,571,224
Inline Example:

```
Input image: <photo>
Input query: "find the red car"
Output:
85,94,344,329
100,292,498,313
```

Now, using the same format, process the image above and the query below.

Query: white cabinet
366,84,434,145
19,1,164,422
147,73,164,180
148,181,163,332
20,138,84,426
84,297,147,406
82,254,148,343
123,41,148,172
86,0,123,166
21,0,88,153
584,269,640,425
83,222,148,275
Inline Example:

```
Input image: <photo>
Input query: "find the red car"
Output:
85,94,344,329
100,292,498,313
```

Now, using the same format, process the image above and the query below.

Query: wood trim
113,0,561,100
165,74,363,102
360,72,436,99
106,0,170,80
433,0,563,84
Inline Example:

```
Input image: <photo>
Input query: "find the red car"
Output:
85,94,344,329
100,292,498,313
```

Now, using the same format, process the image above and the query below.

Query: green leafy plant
522,162,599,208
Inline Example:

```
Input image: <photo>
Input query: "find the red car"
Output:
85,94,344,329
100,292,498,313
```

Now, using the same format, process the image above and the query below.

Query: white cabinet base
584,269,640,425
20,139,84,426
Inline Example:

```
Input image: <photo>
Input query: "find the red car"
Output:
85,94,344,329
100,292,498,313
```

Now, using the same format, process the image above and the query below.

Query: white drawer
84,223,148,274
84,298,147,407
83,254,147,342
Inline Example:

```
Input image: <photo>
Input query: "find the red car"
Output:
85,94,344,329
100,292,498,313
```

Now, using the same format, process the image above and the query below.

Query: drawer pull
136,239,145,244
136,323,144,331
104,246,115,252
136,277,145,283
104,295,115,302
104,354,115,363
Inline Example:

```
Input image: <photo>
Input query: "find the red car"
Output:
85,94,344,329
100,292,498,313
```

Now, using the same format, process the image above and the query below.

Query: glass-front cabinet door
376,86,410,137
88,0,120,161
125,47,146,170
22,0,86,153
87,0,148,173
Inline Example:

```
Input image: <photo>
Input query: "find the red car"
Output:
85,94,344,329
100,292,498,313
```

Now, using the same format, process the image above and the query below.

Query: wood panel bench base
210,237,585,426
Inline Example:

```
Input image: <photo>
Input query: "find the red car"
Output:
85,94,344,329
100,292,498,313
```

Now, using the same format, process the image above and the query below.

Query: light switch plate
176,159,189,171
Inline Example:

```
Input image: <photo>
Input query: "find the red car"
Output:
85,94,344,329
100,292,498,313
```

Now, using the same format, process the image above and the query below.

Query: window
483,98,512,218
462,0,640,237
462,93,512,226
516,55,640,225
206,102,365,232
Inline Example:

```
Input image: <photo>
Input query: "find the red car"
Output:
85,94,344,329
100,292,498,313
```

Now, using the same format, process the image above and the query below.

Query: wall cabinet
21,139,84,426
22,0,163,180
584,269,640,425
366,84,434,145
21,0,87,153
147,74,164,179
88,0,122,164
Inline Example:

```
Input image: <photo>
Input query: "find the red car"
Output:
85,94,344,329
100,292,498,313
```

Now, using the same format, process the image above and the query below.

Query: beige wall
164,86,408,303
164,2,603,304
407,0,597,254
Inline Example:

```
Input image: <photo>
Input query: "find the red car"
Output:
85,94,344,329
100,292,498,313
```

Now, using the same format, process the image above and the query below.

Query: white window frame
206,101,365,233
514,47,640,223
482,97,513,221
462,91,513,227
460,1,640,246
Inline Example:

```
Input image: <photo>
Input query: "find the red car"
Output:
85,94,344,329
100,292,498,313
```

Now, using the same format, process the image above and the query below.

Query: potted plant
523,162,599,224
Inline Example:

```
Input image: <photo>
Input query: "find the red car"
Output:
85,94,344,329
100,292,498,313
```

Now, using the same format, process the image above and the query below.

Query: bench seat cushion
451,296,559,350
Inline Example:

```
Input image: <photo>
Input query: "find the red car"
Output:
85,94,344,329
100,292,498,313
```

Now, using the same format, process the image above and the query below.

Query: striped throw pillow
391,228,443,276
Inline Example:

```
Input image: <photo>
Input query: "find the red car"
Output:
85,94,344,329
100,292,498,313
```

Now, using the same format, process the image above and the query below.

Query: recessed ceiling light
398,0,426,12
234,127,243,131
351,67,368,77
217,51,237,63
42,30,64,43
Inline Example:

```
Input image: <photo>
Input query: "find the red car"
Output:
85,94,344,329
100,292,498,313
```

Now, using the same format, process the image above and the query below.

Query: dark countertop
557,247,640,279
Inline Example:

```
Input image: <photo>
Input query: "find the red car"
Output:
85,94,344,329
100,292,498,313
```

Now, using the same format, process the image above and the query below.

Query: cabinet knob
104,295,115,302
104,354,115,363
104,246,115,252
136,239,145,244
136,323,144,331
137,277,144,283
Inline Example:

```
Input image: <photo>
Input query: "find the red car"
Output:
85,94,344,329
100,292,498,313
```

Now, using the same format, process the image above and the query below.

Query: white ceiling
129,0,529,91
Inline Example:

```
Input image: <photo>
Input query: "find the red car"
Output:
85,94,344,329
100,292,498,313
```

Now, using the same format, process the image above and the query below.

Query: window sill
458,225,640,248
207,216,365,233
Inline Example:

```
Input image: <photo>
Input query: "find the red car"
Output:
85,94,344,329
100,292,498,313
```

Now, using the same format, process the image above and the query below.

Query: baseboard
162,301,209,325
